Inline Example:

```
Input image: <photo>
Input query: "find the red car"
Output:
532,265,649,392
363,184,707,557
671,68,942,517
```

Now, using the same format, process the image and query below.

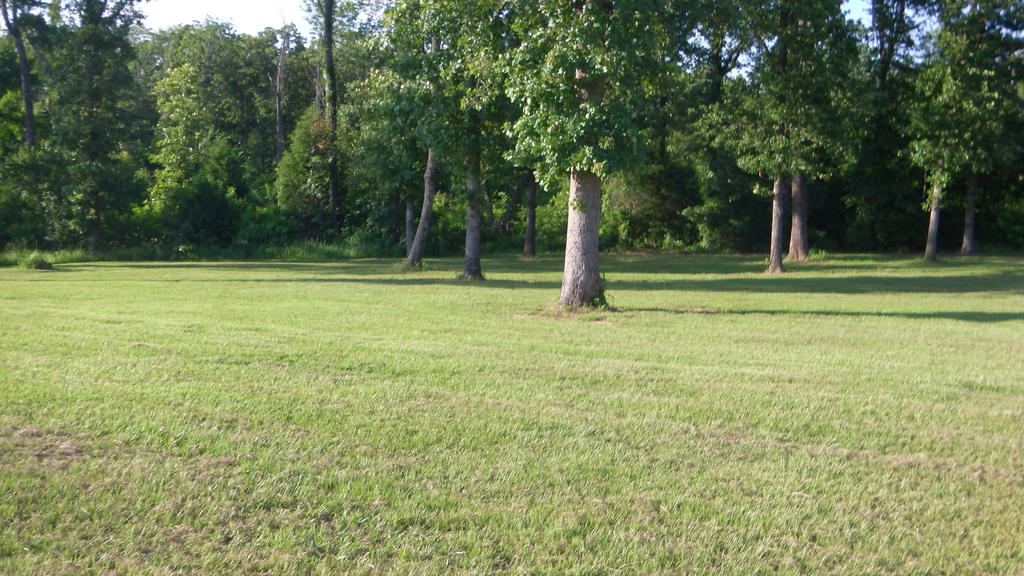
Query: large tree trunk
406,148,438,269
461,144,484,280
768,177,789,274
559,51,606,308
924,182,942,262
961,174,977,256
559,169,604,308
523,171,537,258
1,1,36,149
405,200,415,257
787,172,809,261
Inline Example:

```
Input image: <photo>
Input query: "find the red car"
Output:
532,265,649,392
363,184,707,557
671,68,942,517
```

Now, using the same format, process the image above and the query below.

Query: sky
141,0,873,38
142,0,312,37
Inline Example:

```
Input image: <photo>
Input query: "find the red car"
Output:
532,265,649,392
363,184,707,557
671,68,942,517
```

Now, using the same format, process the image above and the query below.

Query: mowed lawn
1,254,1022,575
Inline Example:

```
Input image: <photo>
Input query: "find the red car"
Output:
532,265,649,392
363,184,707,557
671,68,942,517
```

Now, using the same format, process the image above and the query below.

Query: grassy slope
1,254,1022,575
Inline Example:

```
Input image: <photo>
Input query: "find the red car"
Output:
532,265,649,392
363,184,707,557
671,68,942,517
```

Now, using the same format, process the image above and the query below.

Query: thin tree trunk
787,172,809,261
273,27,289,163
388,195,400,247
501,175,523,233
925,182,942,262
320,0,339,232
559,169,604,308
1,1,36,149
405,200,415,257
406,148,438,269
88,225,100,254
523,171,537,258
461,143,484,280
482,186,497,232
961,174,977,255
768,177,789,274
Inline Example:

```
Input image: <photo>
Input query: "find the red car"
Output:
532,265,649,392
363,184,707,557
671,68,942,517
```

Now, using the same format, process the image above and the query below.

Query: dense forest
1,1,1021,280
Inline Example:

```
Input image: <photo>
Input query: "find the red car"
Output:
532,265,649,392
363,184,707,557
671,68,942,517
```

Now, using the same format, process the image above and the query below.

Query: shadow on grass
607,273,1024,295
117,272,1016,298
48,255,1024,296
624,307,1024,324
98,253,770,276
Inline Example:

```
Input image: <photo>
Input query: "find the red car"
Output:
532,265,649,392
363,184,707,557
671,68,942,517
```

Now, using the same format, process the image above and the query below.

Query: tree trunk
405,200,415,257
559,53,605,307
273,27,289,164
482,186,497,232
559,169,604,308
768,177,789,274
461,144,484,280
787,172,809,261
320,0,339,232
388,195,400,247
1,1,36,149
523,171,537,258
924,182,942,262
88,224,101,254
961,174,977,256
501,175,523,233
406,148,438,269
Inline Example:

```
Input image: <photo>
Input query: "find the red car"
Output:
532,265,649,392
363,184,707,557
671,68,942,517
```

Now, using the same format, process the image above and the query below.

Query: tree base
559,289,607,310
458,271,485,281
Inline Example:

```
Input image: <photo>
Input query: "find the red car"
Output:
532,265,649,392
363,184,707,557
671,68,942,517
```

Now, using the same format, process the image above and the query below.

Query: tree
506,0,668,307
438,0,514,280
345,66,425,251
842,0,928,252
908,0,1022,260
312,0,342,232
144,62,242,247
276,105,336,238
709,0,858,271
403,33,443,270
272,26,293,163
0,0,44,149
522,170,538,257
49,0,148,250
682,0,767,253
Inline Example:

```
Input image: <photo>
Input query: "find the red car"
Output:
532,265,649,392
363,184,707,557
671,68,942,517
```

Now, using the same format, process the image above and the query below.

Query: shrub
20,252,53,270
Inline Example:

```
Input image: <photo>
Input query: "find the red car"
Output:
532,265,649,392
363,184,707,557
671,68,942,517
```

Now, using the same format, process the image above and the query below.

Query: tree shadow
608,273,1024,295
58,256,1024,297
621,307,1024,324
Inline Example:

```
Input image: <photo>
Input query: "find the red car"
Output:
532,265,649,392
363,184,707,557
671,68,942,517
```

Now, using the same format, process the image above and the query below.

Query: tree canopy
0,0,1022,290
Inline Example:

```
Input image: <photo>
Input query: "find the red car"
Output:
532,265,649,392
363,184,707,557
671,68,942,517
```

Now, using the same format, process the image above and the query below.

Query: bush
20,252,53,270
996,196,1024,250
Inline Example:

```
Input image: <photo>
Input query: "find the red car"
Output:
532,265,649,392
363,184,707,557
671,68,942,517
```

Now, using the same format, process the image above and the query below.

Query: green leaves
709,0,860,182
907,0,1022,193
504,0,669,184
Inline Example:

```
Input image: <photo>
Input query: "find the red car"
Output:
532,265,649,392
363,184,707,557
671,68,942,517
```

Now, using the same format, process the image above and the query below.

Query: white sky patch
140,0,873,40
142,0,312,37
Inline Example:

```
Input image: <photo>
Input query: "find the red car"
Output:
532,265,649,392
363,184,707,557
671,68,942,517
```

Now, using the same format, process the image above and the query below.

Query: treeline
1,1,1021,271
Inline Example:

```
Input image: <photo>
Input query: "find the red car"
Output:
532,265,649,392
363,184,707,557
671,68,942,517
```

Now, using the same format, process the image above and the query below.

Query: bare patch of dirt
130,342,173,354
674,307,719,315
1,425,89,471
727,430,1024,486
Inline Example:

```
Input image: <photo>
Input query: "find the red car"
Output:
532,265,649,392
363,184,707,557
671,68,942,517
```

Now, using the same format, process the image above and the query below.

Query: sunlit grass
1,254,1022,574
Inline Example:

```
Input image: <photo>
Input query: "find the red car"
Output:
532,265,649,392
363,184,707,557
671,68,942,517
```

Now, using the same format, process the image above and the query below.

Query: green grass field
1,254,1022,575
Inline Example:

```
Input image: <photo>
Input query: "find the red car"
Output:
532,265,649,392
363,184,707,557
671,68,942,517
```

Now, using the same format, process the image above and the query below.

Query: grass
1,253,1022,575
